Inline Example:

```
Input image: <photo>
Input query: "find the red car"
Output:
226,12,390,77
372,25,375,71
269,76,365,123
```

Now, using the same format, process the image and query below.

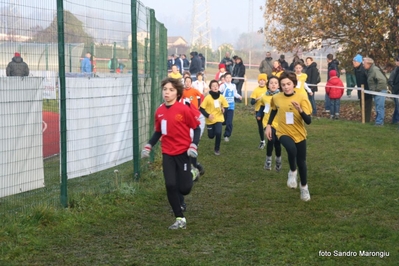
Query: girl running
265,72,312,201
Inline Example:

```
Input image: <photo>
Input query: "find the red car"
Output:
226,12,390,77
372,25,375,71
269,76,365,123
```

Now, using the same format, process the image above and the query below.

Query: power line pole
248,0,253,69
190,0,212,49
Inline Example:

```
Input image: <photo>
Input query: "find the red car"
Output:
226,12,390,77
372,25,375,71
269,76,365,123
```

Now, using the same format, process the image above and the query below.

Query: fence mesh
0,0,167,217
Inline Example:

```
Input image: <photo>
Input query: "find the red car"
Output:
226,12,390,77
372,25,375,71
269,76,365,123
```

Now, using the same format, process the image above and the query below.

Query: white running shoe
258,140,265,149
191,166,199,181
300,185,311,201
264,156,272,170
168,217,187,229
224,136,229,142
287,170,298,189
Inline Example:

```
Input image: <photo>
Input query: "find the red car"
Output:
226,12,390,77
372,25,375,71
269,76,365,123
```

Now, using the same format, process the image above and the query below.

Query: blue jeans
392,98,399,123
330,99,341,115
324,93,331,111
223,109,234,137
308,93,317,116
373,90,386,125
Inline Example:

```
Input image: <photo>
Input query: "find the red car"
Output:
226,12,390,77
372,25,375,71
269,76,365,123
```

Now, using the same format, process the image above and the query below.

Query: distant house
167,36,188,48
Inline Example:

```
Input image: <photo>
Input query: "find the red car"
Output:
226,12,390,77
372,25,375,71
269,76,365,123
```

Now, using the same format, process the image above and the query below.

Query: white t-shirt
192,80,207,94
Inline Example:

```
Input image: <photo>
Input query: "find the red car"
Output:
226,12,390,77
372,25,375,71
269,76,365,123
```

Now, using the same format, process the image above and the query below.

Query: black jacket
388,66,399,94
327,59,340,79
354,63,372,99
232,61,245,83
189,55,202,75
305,62,319,92
279,59,289,70
6,56,29,77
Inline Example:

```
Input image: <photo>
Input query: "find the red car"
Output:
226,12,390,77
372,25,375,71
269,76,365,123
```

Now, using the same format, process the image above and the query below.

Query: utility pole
191,0,212,67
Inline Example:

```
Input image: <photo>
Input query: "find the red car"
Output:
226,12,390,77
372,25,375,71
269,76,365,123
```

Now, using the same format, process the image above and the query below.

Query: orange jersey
181,87,204,109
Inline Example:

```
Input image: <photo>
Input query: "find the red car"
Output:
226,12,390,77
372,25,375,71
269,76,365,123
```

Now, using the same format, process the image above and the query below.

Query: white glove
187,143,198,158
141,144,152,158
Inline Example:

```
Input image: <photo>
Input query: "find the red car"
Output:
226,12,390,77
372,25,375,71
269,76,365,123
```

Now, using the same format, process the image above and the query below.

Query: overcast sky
140,0,265,47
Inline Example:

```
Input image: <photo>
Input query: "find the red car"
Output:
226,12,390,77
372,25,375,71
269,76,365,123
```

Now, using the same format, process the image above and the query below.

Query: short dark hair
280,54,285,60
209,79,219,89
183,70,191,77
224,72,232,78
184,76,192,82
196,72,203,77
306,57,313,61
279,71,298,87
161,77,184,100
327,54,334,60
294,61,304,68
267,75,280,88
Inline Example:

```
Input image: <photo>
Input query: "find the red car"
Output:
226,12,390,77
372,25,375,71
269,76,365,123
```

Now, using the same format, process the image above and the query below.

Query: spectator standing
353,54,372,123
174,54,184,74
278,55,289,70
6,52,29,76
189,52,202,81
81,52,92,74
181,54,190,71
305,57,320,117
325,70,344,119
220,52,234,73
198,53,205,71
388,56,399,124
323,54,340,114
232,57,245,103
259,51,273,77
91,55,97,75
289,55,301,71
363,57,387,126
108,57,119,73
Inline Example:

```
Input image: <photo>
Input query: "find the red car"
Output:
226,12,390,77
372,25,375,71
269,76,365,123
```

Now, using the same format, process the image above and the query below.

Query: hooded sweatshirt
325,70,344,99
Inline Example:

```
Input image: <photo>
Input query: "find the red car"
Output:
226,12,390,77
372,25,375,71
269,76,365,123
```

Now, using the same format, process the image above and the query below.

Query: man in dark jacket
352,54,372,123
220,52,234,73
278,54,289,70
305,57,320,116
388,55,399,123
259,52,273,77
189,52,202,81
232,57,245,103
323,54,340,114
6,52,29,77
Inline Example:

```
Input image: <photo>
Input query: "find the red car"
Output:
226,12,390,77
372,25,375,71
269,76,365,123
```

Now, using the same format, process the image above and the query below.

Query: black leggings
279,136,307,186
162,153,193,218
266,127,281,157
256,116,265,142
207,122,222,151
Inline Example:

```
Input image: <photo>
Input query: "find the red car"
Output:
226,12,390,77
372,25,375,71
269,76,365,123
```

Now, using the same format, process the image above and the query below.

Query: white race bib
161,119,167,134
214,100,220,108
263,104,270,114
286,112,294,124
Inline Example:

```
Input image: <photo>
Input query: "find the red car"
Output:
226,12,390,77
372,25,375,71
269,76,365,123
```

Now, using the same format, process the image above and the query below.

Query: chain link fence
0,0,167,216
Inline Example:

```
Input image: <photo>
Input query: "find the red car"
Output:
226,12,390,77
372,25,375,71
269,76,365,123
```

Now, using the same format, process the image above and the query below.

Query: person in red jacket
325,70,344,119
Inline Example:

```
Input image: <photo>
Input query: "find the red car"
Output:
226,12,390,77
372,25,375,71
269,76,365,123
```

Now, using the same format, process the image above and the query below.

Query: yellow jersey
295,73,308,96
200,94,229,125
250,86,268,111
169,72,182,79
270,91,312,143
260,93,279,130
272,70,283,77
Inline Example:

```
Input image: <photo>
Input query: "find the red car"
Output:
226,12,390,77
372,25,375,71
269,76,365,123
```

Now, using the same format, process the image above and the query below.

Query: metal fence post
131,0,140,179
149,9,156,162
57,0,68,208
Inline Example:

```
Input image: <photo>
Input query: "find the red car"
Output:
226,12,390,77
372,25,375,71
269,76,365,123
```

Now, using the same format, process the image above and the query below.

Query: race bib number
161,119,167,134
286,112,294,124
296,81,301,89
214,100,220,108
263,104,270,114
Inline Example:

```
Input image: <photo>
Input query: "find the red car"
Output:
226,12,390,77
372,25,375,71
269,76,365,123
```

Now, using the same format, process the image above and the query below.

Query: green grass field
1,103,399,265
